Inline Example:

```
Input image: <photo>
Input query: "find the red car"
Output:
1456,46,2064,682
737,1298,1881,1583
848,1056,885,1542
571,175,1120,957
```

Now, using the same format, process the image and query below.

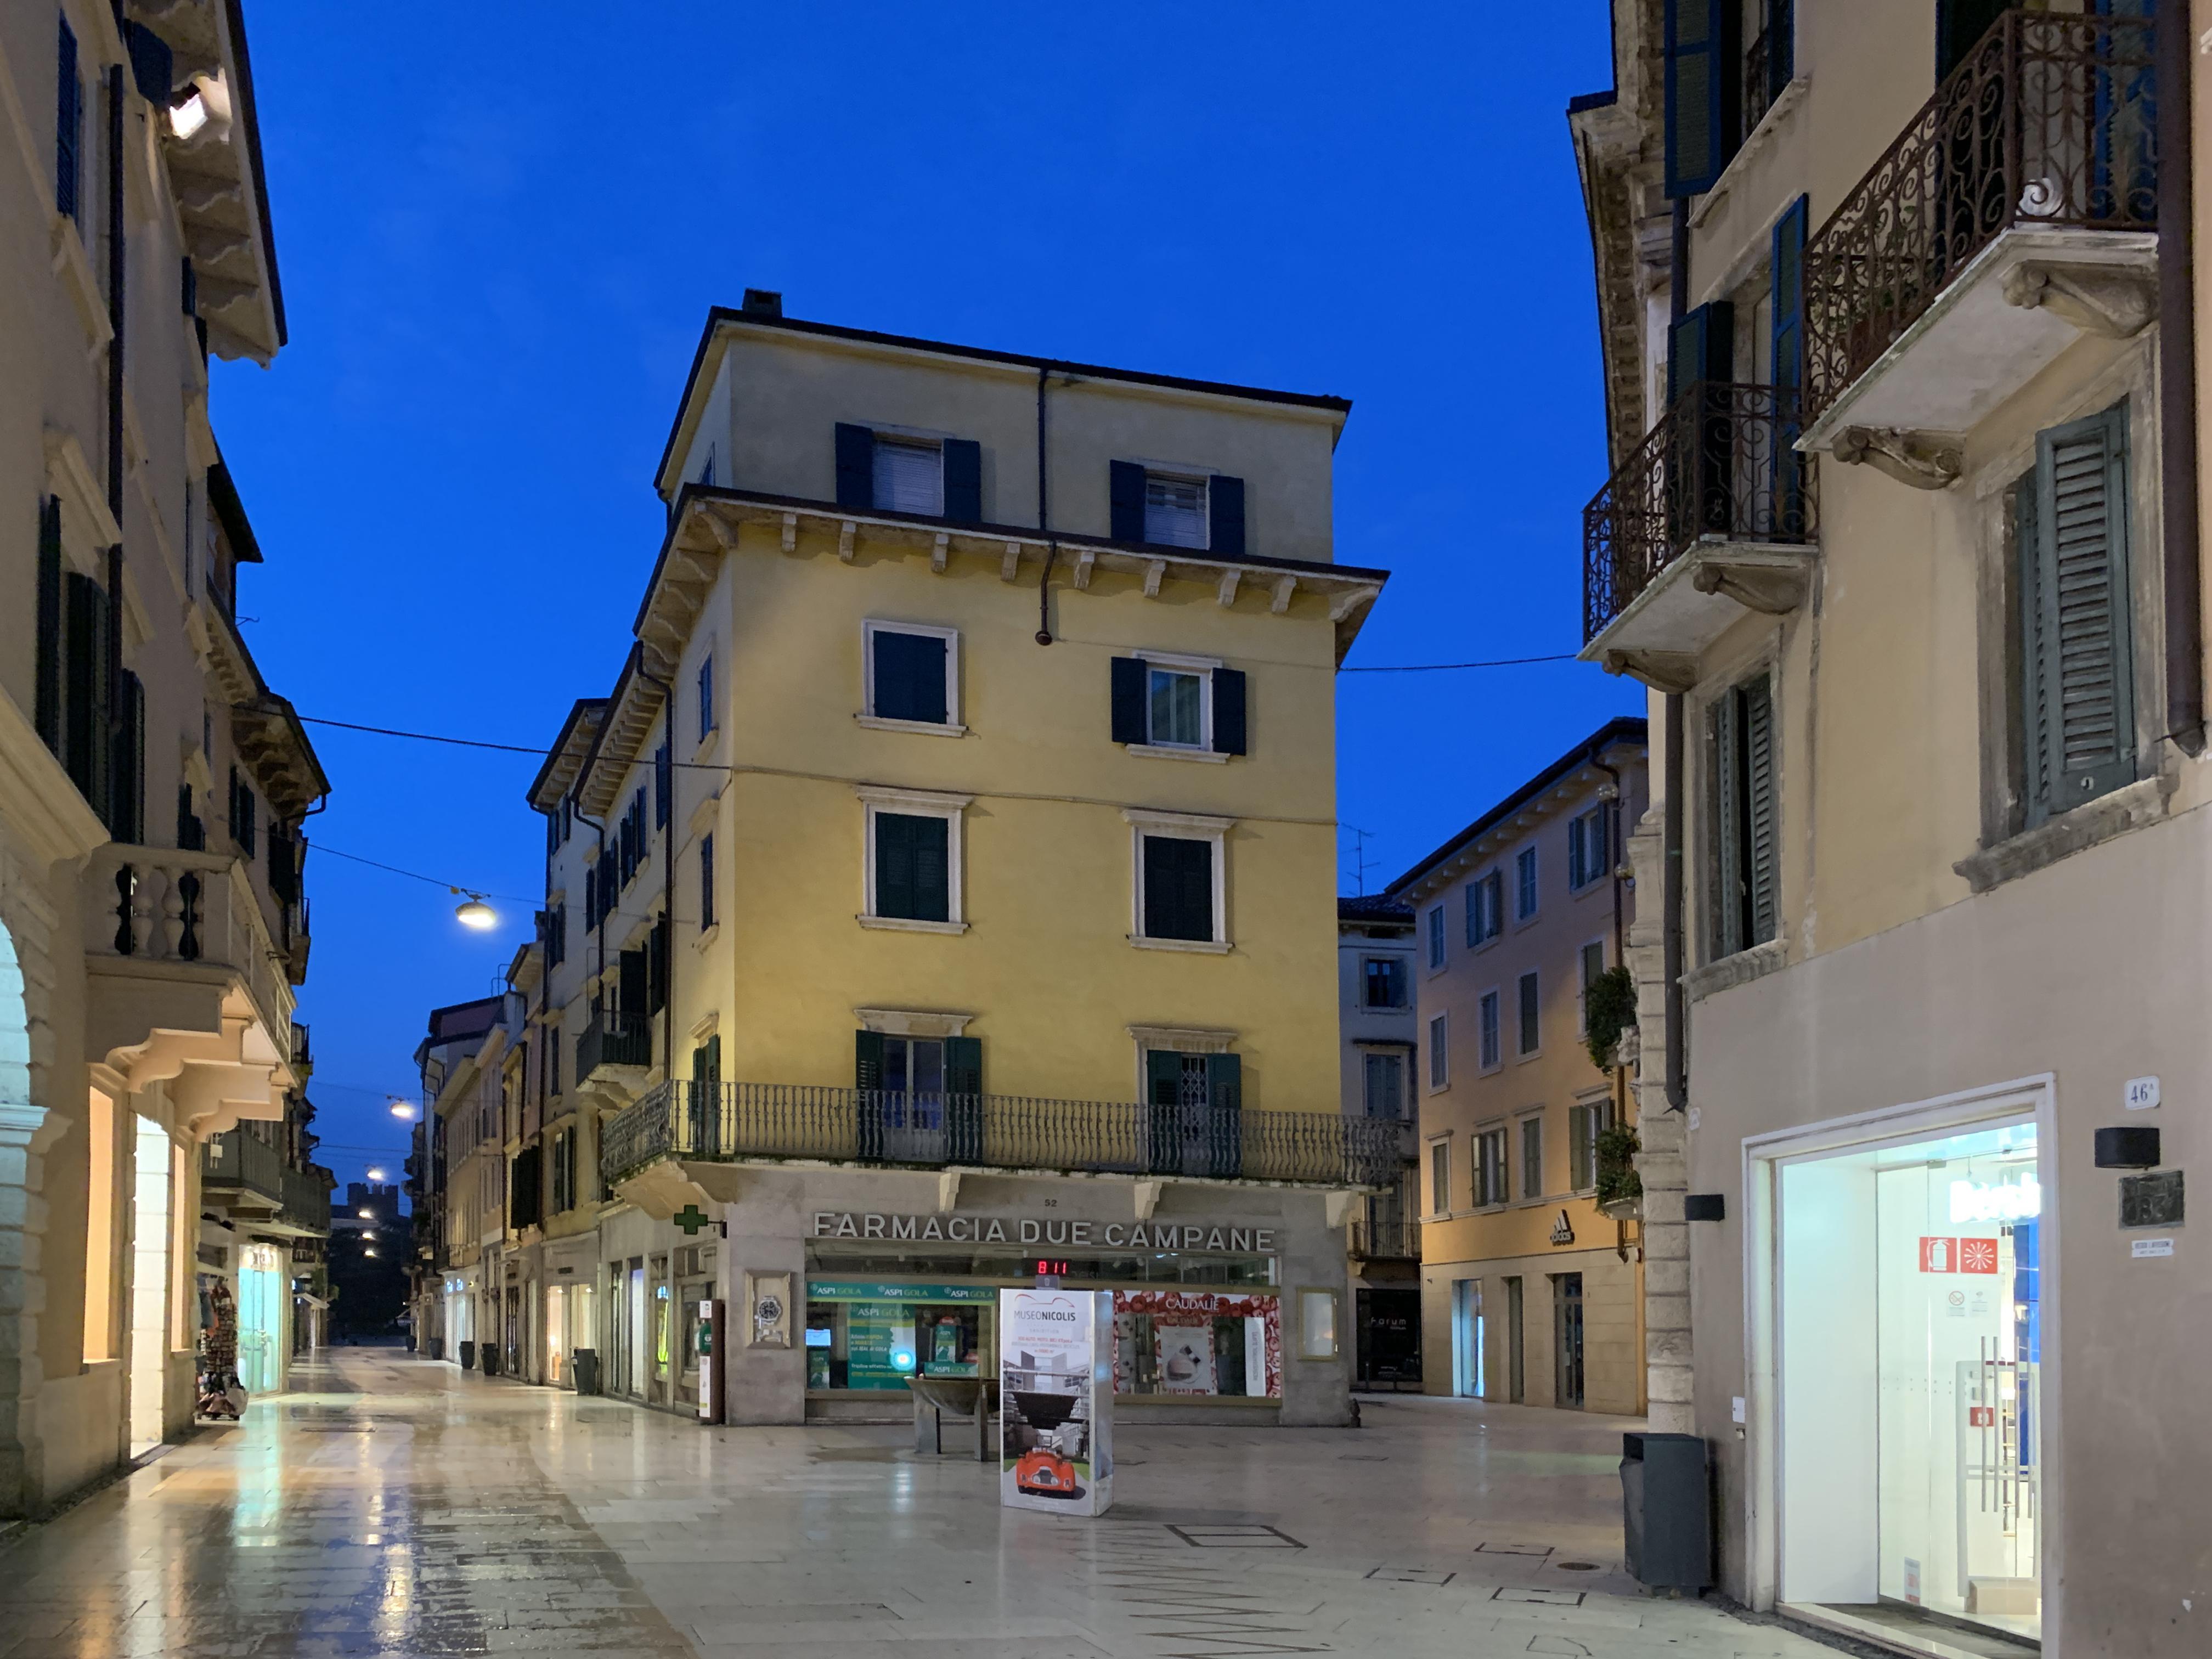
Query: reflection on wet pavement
0,1348,1838,1657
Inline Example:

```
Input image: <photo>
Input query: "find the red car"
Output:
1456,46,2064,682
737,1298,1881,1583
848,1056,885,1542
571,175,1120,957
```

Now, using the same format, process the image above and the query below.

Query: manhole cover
1555,1561,1599,1571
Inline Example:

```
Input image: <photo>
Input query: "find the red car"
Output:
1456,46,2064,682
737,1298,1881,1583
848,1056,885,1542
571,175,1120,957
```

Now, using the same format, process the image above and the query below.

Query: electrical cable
311,844,538,905
1340,653,1579,673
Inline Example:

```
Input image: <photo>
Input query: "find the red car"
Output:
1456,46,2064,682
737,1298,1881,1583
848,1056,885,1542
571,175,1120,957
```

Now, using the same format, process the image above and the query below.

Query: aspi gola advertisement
997,1288,1114,1517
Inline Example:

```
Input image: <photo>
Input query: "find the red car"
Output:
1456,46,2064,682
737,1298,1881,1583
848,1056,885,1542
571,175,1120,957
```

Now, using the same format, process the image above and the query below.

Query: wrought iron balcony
603,1080,1406,1192
1804,9,2156,441
575,1008,653,1081
203,1128,285,1209
1347,1218,1419,1262
1581,381,1816,686
280,1166,330,1235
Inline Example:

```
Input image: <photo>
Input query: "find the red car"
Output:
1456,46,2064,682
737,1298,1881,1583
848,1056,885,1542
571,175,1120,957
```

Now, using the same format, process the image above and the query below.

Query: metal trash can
571,1348,601,1396
1621,1431,1712,1590
458,1340,475,1371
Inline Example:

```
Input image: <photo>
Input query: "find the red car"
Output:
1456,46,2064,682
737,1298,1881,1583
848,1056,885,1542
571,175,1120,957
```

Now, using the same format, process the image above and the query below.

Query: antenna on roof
1346,827,1376,897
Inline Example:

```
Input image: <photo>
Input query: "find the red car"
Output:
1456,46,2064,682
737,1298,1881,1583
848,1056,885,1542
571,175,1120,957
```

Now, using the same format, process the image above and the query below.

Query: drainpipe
1663,198,1690,1113
2157,0,2204,754
638,670,677,1081
1035,366,1057,645
1589,741,1626,964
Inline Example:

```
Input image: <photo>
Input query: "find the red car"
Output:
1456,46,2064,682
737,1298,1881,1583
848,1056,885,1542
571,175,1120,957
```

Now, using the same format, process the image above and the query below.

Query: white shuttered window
872,438,944,516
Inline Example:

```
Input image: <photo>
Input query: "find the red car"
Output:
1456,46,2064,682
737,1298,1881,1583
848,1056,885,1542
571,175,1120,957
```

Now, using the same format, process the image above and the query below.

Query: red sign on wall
1919,1237,1957,1273
1957,1238,2000,1274
1968,1406,1996,1427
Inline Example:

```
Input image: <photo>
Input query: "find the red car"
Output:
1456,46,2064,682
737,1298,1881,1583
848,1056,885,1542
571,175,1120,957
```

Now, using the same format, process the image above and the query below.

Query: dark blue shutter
56,18,79,224
1205,1052,1243,1178
835,423,874,510
1109,460,1146,543
123,21,173,102
942,439,981,523
1763,0,1795,98
1208,475,1246,558
1667,300,1735,404
1771,196,1809,535
36,498,62,749
874,813,949,922
64,572,109,816
1663,0,1739,198
114,670,144,844
1110,656,1147,745
1211,667,1247,756
654,742,671,827
1142,836,1213,942
872,631,947,724
944,1035,983,1163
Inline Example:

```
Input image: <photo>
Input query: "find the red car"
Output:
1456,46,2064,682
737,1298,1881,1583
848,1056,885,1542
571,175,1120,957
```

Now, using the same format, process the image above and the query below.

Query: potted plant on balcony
1596,1124,1644,1222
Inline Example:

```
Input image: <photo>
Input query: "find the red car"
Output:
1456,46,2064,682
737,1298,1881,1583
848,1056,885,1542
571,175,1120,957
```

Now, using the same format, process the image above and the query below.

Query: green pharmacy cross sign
673,1205,719,1237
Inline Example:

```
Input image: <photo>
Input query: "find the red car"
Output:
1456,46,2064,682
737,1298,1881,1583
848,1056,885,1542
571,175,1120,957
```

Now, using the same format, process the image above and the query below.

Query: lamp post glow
452,889,496,930
389,1099,415,1121
365,1167,386,1181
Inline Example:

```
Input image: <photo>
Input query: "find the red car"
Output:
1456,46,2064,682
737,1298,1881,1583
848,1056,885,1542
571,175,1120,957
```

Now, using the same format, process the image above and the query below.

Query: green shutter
855,1030,885,1091
944,1034,983,1163
2024,407,2135,826
1144,1049,1184,1173
704,1034,721,1087
1711,692,1743,957
1206,1052,1242,1114
1205,1052,1243,1179
873,812,950,922
1743,674,1779,944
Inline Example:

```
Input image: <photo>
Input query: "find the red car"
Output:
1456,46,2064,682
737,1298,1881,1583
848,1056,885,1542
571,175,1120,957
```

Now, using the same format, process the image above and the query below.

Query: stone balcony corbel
1830,427,1965,492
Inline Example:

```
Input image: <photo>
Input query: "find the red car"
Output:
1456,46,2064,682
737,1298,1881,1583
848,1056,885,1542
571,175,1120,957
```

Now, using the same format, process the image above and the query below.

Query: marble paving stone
0,1349,1852,1659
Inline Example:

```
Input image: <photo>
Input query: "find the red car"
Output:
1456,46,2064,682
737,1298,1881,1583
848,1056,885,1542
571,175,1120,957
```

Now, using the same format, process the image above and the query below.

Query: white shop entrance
1748,1079,2055,1651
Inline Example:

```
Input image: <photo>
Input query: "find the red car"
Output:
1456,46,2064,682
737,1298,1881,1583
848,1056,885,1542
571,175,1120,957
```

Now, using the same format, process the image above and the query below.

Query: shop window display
1113,1290,1280,1398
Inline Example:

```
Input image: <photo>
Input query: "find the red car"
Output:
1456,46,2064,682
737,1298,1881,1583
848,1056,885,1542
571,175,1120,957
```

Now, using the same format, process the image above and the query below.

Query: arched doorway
0,910,47,1514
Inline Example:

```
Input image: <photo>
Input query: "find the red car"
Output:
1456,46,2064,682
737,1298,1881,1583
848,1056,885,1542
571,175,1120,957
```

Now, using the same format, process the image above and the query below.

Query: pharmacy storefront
672,1170,1353,1427
1754,1086,2050,1647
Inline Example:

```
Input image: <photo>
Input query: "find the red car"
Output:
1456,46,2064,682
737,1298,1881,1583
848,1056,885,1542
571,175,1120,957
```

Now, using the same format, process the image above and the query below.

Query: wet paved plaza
0,1348,1842,1657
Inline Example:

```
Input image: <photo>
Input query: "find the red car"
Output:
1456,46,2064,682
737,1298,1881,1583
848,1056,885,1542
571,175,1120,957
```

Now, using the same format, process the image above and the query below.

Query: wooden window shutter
874,812,949,922
63,572,109,815
1109,460,1146,543
854,1029,885,1092
1142,836,1212,941
1206,1052,1242,1115
1208,475,1246,558
1667,300,1735,405
1110,656,1147,745
1770,198,1807,393
942,439,982,523
2023,407,2135,826
1663,0,1740,199
113,670,144,845
1145,1049,1183,1108
1711,692,1745,958
1210,667,1247,756
1205,1052,1242,1177
1763,0,1795,97
654,742,670,828
36,498,63,750
834,423,874,510
944,1034,983,1163
56,18,80,223
618,948,646,1018
703,1034,720,1086
1743,674,1779,945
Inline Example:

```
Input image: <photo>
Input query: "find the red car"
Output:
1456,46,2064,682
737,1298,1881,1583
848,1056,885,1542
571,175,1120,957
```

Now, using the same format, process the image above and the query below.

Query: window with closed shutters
1363,1052,1405,1120
1578,940,1606,1034
1426,905,1446,969
1517,970,1541,1056
1476,1127,1508,1207
2018,404,2135,828
1515,846,1539,921
873,812,951,923
1479,990,1502,1070
1430,1140,1450,1215
1520,1116,1544,1201
1709,671,1779,958
1426,1013,1449,1090
698,834,715,930
1570,1101,1603,1192
868,627,952,725
1141,834,1214,941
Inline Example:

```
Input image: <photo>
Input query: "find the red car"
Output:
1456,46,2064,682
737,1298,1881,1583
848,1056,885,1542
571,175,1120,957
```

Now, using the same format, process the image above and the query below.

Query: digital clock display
1030,1259,1072,1278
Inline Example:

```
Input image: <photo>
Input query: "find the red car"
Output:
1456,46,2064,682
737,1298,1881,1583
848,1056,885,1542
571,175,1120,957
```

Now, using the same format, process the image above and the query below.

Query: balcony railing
603,1080,1406,1190
84,845,296,1047
1804,9,2156,426
280,1166,329,1234
576,1009,653,1079
203,1128,285,1206
1583,381,1814,641
1348,1218,1418,1261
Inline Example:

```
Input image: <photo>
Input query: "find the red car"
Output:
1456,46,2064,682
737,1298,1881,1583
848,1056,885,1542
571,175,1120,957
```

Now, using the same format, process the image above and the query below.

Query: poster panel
999,1287,1114,1516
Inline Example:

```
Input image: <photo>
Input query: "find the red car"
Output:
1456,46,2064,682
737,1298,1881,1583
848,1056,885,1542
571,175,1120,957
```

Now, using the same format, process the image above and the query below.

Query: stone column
0,875,61,1516
1622,804,1694,1435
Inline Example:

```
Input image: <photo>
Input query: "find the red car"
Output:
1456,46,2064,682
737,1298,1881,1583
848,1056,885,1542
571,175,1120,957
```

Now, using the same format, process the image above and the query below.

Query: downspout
1035,366,1057,645
2157,0,2204,754
1589,742,1626,964
1663,198,1690,1112
638,670,677,1080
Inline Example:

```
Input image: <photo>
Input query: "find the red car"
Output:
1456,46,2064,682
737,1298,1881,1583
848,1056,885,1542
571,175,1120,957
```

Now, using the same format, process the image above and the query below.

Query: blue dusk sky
206,2,1634,1194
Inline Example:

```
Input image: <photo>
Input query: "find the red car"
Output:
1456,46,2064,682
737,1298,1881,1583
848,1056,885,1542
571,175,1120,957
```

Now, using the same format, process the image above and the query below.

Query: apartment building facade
1,1,318,1514
520,293,1393,1427
1335,895,1421,1387
1572,3,2201,1651
1390,720,1648,1415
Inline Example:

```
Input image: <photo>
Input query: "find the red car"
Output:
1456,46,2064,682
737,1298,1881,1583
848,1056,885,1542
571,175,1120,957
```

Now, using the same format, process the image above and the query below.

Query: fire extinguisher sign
1919,1237,2001,1274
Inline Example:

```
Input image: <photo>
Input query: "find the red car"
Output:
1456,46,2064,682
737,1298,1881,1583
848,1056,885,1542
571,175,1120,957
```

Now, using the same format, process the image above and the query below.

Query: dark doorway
1354,1289,1422,1391
1554,1273,1586,1409
1505,1277,1526,1404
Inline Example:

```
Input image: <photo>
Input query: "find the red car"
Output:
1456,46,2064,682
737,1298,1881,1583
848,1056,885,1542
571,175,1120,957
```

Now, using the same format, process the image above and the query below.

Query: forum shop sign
999,1286,1114,1517
810,1211,1279,1253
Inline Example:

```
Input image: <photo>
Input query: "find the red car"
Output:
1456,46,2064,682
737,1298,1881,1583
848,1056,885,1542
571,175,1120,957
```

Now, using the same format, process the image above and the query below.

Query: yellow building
1573,2,2207,1651
1390,721,1648,1414
508,294,1393,1427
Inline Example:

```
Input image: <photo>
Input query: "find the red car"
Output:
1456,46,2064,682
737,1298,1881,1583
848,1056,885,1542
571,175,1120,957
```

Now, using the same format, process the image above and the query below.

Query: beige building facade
1,1,318,1514
1391,720,1649,1415
1573,2,2207,1652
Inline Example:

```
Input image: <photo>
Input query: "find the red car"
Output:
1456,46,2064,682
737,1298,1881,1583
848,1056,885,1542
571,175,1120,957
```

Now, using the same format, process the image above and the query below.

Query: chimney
741,288,783,318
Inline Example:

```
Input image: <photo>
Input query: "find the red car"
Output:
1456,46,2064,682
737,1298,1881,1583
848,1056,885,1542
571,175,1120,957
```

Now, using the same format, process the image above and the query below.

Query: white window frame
1426,1135,1452,1218
1425,904,1447,971
1361,953,1409,1011
1569,1090,1607,1194
1568,803,1610,893
1515,968,1542,1059
1360,1046,1409,1119
871,433,945,517
1475,1123,1508,1209
695,646,718,749
1123,806,1233,953
858,619,965,736
1126,648,1224,760
1477,988,1503,1074
1465,870,1503,950
1142,467,1211,550
1426,1012,1450,1092
1514,844,1539,923
857,785,972,935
